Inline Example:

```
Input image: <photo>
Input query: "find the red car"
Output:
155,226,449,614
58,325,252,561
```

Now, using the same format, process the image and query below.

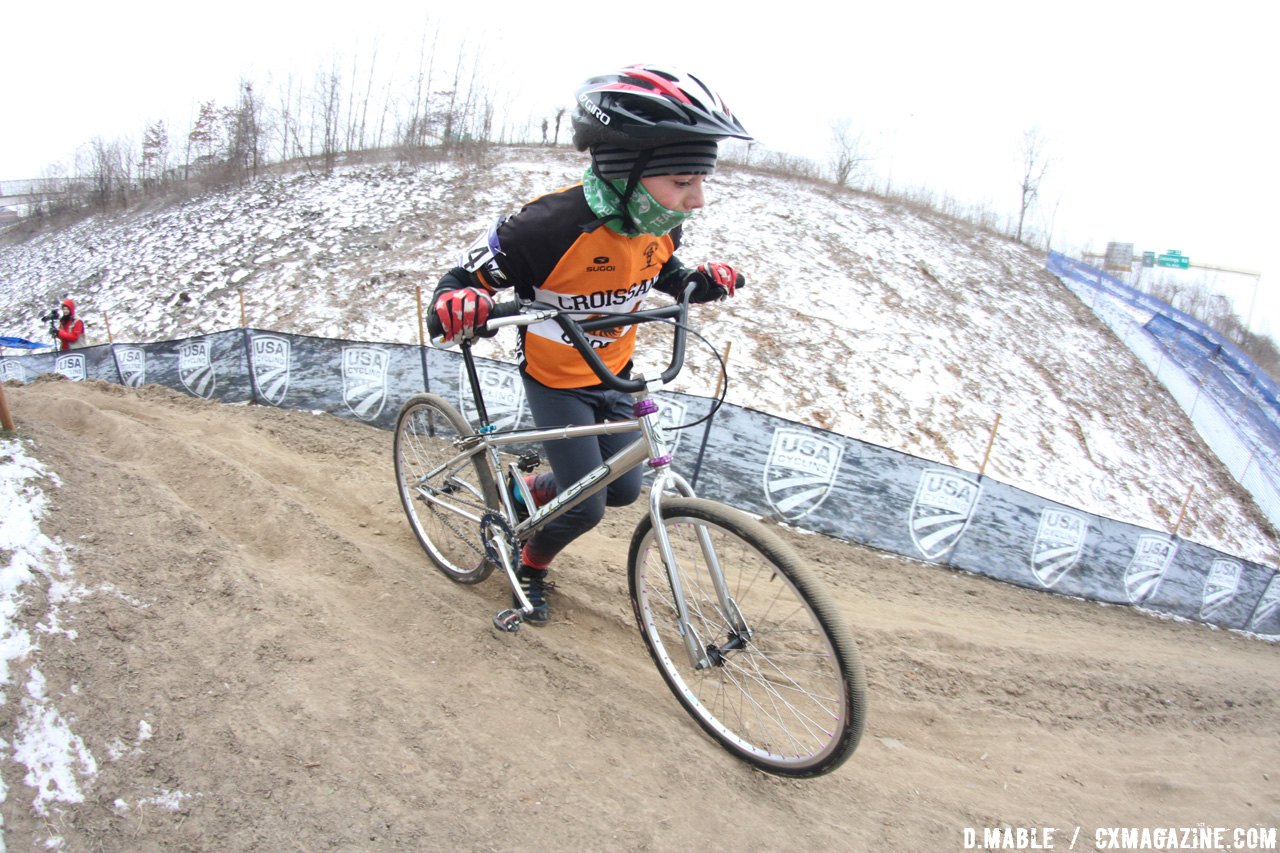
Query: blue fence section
1047,251,1280,531
4,326,1278,638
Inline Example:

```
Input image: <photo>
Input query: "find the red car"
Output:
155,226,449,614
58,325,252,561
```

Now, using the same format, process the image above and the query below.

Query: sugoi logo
460,363,526,431
1249,576,1280,632
1200,558,1242,620
178,339,216,399
910,469,980,560
55,353,86,382
251,335,291,407
587,255,616,272
1030,508,1088,587
763,428,842,521
1123,534,1178,604
342,346,390,421
116,347,146,387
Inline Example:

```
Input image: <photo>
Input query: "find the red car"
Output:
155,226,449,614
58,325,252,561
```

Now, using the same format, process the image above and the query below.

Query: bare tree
139,120,170,189
224,80,265,178
553,107,566,146
315,64,343,173
1015,126,1050,243
83,137,134,209
186,100,221,178
830,119,870,188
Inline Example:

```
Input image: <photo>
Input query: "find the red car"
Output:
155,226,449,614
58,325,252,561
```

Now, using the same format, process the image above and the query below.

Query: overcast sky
4,0,1276,334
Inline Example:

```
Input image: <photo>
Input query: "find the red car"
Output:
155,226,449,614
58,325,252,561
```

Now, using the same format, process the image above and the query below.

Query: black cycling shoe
515,565,550,626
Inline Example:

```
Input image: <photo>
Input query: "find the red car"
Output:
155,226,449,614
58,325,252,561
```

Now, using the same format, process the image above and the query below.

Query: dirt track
3,378,1278,851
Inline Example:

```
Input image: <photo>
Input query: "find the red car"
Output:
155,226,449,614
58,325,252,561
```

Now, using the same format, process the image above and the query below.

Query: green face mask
582,168,694,237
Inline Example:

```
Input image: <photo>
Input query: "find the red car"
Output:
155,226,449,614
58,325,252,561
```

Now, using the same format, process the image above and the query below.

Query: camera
40,309,60,323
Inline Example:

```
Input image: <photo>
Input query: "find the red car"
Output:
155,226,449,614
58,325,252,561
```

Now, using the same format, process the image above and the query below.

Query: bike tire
628,497,866,777
393,393,499,584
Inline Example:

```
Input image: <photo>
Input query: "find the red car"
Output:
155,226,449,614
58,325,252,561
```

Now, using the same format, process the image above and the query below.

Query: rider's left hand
686,262,745,303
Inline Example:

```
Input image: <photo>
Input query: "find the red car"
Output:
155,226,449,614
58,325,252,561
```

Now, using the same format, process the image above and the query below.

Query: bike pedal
493,609,523,632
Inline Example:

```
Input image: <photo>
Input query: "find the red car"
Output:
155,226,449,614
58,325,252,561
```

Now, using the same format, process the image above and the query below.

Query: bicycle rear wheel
628,497,866,777
393,393,499,584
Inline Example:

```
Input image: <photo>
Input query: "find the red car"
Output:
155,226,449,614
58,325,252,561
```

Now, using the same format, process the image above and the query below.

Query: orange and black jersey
436,182,691,389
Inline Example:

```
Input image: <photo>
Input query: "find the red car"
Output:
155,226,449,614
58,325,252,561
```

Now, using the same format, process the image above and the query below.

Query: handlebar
428,284,696,394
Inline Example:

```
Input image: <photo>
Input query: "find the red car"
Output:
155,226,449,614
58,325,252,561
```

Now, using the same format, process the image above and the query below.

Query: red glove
690,262,744,302
434,287,494,341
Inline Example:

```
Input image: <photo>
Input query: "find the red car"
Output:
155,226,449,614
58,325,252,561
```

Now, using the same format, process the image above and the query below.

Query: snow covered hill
2,146,1276,565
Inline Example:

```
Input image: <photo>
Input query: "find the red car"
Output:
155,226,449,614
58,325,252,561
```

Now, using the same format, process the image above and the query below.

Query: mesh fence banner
3,323,1277,637
244,329,426,430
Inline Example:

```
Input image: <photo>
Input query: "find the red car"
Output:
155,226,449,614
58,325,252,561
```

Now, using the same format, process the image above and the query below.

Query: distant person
430,64,752,625
53,299,85,350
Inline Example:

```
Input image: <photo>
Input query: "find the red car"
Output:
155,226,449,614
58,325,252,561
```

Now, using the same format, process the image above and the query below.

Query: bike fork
645,470,746,671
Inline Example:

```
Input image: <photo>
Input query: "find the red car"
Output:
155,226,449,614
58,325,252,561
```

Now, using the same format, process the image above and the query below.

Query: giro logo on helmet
578,92,611,125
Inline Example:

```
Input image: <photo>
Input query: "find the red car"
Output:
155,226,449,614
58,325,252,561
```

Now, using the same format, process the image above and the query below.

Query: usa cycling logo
178,339,216,399
651,394,688,457
763,428,842,521
910,469,980,560
55,353,86,382
251,335,291,407
342,346,390,421
0,360,27,383
1249,576,1280,633
116,347,146,388
1123,534,1178,604
1030,508,1088,587
1200,558,1241,620
460,363,526,430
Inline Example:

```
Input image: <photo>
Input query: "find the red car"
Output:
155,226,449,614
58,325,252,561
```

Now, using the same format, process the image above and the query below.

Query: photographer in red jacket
51,299,85,350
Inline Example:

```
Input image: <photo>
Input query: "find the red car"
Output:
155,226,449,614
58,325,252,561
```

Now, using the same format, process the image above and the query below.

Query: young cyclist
431,65,752,625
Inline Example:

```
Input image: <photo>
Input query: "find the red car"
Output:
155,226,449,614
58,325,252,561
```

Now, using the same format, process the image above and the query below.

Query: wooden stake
1171,485,1195,537
103,312,115,344
239,289,248,327
713,340,733,399
416,287,426,346
978,412,1001,477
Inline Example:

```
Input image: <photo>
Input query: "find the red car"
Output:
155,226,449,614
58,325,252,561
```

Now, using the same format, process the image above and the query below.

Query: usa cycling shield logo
460,363,526,431
1030,508,1088,587
652,394,688,457
1249,576,1280,633
178,339,216,399
1124,534,1178,604
910,469,980,560
116,347,146,388
763,428,842,521
342,346,390,421
251,335,291,407
55,353,86,382
1200,558,1241,620
0,360,27,383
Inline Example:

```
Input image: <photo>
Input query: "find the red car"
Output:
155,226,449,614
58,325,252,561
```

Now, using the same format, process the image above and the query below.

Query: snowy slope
1,146,1276,565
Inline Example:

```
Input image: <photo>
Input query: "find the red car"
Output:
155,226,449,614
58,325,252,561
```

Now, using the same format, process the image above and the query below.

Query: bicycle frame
423,304,734,663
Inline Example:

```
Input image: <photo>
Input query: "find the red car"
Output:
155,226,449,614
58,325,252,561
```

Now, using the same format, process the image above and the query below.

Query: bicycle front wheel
628,497,866,777
393,393,499,584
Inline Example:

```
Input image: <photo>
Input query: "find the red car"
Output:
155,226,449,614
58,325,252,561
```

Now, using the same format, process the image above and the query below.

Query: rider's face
640,174,706,213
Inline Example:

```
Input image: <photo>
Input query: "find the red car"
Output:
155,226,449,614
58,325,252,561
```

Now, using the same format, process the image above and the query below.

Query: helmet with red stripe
572,64,752,150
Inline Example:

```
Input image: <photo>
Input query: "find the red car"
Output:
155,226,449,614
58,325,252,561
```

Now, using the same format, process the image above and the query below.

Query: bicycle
392,287,867,777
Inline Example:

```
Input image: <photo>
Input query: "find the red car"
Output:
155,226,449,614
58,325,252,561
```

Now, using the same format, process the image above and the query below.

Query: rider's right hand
434,287,494,341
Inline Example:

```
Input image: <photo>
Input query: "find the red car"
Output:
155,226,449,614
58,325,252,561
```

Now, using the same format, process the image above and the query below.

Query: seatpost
459,340,491,428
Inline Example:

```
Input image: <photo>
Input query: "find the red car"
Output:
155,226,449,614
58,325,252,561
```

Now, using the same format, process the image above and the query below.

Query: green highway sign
1156,250,1190,269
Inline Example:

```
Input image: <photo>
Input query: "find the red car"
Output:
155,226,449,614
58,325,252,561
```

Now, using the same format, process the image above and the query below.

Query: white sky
4,0,1277,335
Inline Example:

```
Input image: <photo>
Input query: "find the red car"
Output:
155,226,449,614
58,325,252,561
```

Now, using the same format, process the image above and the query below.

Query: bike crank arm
480,513,531,632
